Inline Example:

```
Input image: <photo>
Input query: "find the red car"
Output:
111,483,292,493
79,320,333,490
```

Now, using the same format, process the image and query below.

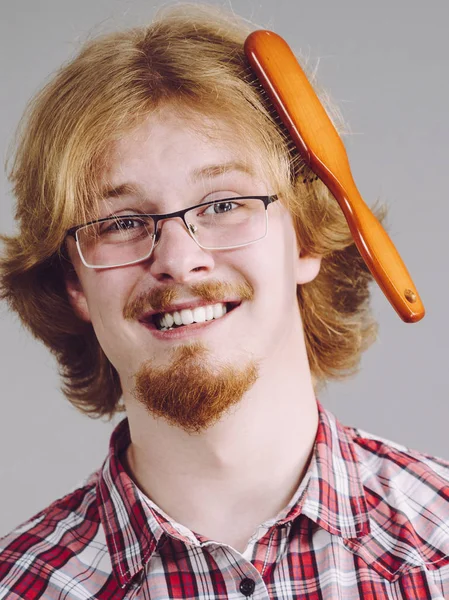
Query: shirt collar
97,419,207,588
283,399,371,539
96,420,159,588
97,400,371,587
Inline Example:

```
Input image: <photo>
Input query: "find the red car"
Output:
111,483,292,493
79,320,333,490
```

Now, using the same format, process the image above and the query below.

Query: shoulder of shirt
346,422,449,484
0,469,101,569
343,422,449,575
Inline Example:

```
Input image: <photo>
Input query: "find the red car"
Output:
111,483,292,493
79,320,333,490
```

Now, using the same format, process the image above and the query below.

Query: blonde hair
0,4,386,417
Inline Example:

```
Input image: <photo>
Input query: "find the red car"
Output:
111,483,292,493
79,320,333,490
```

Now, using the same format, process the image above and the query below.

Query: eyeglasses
66,195,278,269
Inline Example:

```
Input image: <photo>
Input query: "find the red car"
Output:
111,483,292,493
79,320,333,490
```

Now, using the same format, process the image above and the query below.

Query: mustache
123,279,254,320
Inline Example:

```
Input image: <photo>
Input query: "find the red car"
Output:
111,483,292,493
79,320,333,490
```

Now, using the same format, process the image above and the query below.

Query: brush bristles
250,78,319,185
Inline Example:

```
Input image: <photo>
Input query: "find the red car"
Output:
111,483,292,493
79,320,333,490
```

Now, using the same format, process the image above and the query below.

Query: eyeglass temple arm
245,30,425,323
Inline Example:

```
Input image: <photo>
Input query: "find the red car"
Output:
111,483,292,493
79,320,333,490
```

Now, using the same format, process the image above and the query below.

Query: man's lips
139,301,242,337
138,300,242,323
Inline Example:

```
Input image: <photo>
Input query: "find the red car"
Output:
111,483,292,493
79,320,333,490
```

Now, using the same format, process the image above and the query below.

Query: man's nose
148,217,215,282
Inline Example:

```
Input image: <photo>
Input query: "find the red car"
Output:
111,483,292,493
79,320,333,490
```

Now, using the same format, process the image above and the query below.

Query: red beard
133,341,259,433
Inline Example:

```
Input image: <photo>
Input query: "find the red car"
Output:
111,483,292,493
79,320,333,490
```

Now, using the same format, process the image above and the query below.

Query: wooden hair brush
245,30,425,323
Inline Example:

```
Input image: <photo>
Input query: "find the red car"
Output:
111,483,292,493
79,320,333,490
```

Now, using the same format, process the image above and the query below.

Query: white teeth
193,306,206,323
180,309,194,325
156,302,231,330
213,303,224,319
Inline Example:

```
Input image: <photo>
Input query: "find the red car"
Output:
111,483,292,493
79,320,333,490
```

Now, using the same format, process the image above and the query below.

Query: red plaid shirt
1,401,449,599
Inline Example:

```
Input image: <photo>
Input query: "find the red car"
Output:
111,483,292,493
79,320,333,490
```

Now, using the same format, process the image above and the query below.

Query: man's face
66,107,321,432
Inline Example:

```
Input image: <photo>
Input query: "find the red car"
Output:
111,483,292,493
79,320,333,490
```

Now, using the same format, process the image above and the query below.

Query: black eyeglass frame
66,195,279,269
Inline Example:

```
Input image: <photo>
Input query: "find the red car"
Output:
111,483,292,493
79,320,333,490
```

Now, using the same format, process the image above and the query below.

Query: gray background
0,0,448,537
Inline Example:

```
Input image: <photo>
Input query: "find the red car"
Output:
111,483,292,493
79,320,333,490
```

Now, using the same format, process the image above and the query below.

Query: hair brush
244,30,425,323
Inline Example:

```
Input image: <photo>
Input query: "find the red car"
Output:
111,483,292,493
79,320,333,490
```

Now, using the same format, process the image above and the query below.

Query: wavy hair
0,4,387,417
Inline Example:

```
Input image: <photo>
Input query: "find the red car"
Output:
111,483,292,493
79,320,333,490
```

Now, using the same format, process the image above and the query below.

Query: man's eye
202,201,239,215
101,217,145,233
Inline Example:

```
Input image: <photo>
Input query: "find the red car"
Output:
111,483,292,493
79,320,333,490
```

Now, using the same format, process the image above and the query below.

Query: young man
1,5,448,599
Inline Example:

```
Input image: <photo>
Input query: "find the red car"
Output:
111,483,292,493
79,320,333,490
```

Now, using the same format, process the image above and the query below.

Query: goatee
133,341,259,433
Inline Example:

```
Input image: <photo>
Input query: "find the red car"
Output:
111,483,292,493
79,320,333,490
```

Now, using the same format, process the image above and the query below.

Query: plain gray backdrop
1,0,448,537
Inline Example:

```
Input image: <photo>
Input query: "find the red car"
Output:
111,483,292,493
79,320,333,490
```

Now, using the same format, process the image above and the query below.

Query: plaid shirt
1,401,449,599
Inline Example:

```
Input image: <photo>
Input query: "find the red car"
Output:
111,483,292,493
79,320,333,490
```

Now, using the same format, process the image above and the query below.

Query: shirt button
239,577,256,597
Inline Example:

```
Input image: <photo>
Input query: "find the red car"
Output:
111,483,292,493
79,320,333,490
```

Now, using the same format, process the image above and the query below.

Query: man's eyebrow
190,161,255,182
99,161,255,201
99,182,141,200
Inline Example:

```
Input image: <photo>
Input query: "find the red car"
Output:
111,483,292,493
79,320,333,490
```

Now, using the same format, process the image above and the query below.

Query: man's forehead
103,108,261,170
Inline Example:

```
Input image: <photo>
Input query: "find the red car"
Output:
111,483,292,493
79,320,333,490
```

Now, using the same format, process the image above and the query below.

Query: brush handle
245,30,425,323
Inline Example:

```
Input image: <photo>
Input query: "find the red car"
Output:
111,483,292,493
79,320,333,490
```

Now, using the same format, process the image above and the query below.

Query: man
1,4,448,599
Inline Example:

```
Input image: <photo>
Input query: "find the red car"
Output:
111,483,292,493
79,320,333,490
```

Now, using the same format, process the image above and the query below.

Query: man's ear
64,266,92,323
296,250,322,285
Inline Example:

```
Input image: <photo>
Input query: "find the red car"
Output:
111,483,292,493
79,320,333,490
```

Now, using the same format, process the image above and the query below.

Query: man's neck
123,360,319,553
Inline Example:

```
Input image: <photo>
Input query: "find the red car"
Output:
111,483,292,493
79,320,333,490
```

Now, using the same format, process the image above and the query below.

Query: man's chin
132,341,259,433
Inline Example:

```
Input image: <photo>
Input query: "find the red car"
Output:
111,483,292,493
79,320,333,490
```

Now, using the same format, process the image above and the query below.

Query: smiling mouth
146,302,241,331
